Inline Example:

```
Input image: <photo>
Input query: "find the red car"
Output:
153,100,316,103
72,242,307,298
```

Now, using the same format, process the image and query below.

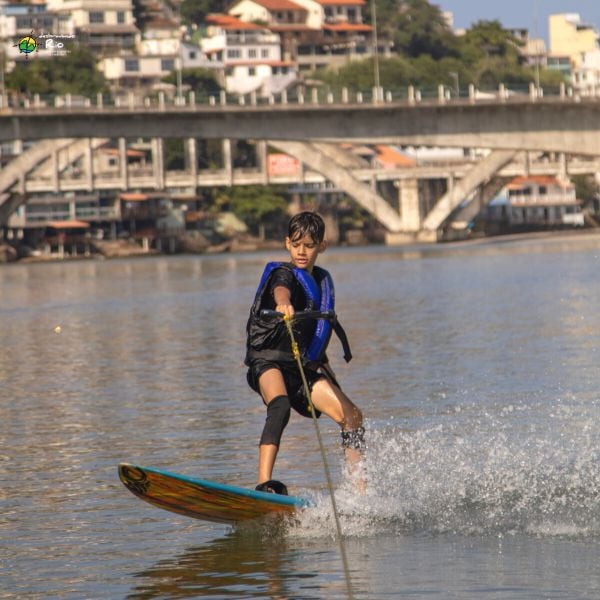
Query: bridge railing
0,82,593,111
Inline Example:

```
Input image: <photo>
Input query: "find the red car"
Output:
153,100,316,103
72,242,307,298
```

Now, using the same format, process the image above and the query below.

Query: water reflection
128,528,323,599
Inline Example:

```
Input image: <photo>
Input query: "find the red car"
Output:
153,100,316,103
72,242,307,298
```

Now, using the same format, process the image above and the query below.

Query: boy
245,211,364,494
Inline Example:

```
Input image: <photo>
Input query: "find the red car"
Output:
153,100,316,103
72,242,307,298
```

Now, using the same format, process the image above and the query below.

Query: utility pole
371,0,380,100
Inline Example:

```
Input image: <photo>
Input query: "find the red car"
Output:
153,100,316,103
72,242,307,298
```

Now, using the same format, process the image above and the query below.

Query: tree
6,45,107,96
458,20,523,66
162,67,222,99
216,185,288,236
377,0,459,60
572,174,600,206
181,0,230,25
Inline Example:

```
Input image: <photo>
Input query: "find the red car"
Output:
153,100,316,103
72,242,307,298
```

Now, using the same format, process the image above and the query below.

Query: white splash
287,399,600,539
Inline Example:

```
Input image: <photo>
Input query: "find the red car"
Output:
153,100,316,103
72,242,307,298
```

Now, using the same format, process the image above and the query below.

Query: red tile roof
48,220,90,229
206,14,263,29
318,0,365,5
507,175,565,189
374,145,415,168
251,0,307,10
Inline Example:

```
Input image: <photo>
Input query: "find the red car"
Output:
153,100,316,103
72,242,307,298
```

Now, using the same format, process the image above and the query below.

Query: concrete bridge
1,86,599,241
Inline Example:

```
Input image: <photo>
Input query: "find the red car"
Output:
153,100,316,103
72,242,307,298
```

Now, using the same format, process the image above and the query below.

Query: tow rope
283,314,355,600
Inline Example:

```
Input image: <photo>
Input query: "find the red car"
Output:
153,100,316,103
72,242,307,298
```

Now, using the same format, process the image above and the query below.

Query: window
249,49,257,58
189,50,197,59
227,48,241,59
261,48,269,58
89,11,105,23
117,11,125,24
161,58,175,71
248,67,256,76
124,58,139,72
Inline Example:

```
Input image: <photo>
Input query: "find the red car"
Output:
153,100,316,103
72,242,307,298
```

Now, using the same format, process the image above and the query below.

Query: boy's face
285,233,326,271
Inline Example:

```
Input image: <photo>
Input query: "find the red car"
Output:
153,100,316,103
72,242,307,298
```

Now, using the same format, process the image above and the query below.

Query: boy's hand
275,303,295,318
273,285,294,318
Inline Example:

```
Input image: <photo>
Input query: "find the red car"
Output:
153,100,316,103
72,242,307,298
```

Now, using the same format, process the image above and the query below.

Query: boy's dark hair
288,211,325,243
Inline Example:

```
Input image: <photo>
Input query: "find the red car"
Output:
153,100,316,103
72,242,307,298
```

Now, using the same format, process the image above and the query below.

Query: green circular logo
18,36,37,54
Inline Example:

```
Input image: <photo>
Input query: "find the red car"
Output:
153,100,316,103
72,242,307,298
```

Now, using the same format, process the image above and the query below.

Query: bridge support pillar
85,138,94,191
51,146,60,193
187,138,197,186
257,140,268,184
119,137,128,190
152,138,164,189
558,152,568,182
383,178,422,245
398,178,421,231
223,139,232,186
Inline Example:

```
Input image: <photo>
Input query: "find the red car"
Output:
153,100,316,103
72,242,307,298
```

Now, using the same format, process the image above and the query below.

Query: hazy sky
435,0,600,42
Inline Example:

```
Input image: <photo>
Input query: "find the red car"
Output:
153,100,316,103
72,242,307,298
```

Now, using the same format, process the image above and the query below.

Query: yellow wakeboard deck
118,463,309,524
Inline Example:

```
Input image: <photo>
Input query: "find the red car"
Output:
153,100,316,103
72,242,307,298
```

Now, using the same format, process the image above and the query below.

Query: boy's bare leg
310,379,366,491
258,444,278,484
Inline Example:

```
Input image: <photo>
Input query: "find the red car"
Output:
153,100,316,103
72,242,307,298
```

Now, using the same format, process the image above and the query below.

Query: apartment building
46,0,139,54
202,14,296,96
229,0,375,71
549,13,599,69
486,175,585,229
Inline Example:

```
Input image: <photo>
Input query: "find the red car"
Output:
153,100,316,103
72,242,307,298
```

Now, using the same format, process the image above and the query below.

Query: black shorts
247,359,325,418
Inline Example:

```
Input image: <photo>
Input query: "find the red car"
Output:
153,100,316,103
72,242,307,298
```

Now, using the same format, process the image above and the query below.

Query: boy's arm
273,285,295,318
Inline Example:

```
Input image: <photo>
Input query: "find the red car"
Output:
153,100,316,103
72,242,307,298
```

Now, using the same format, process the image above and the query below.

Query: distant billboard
267,153,300,177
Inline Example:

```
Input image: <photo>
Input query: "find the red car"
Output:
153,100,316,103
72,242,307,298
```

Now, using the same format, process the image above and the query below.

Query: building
571,49,600,94
201,14,297,96
46,0,139,55
486,175,585,230
508,28,547,68
549,13,599,69
229,0,376,72
546,55,572,80
98,53,179,89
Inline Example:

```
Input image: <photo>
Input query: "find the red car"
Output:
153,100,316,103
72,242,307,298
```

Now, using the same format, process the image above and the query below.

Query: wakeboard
118,463,308,524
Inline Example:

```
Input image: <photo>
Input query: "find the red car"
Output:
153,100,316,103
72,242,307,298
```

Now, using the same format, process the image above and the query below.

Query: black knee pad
341,426,366,450
259,395,291,447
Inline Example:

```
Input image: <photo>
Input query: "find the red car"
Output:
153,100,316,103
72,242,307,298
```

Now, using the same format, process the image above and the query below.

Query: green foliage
459,20,522,66
377,0,459,59
313,3,567,94
162,67,221,97
181,0,229,25
216,185,288,234
572,175,600,204
6,44,107,96
164,139,186,170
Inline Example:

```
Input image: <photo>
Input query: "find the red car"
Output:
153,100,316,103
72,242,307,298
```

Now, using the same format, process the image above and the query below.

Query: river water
2,233,600,599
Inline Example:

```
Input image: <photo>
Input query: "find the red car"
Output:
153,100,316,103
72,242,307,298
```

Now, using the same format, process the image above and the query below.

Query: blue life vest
246,262,351,365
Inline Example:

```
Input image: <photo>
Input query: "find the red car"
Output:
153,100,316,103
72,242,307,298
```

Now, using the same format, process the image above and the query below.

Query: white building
229,0,374,72
46,0,138,55
571,49,600,94
202,14,297,96
98,53,179,88
487,175,585,228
